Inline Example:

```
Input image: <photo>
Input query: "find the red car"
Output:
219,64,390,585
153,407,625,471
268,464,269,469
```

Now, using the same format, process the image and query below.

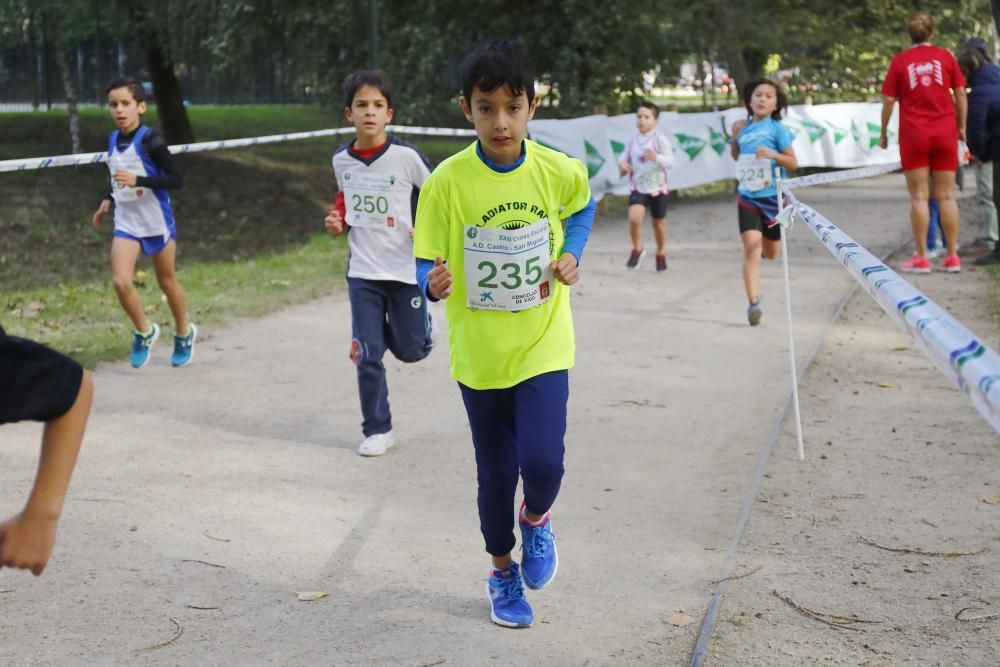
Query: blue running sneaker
171,322,198,367
520,506,558,590
486,562,533,628
130,323,160,368
747,299,762,327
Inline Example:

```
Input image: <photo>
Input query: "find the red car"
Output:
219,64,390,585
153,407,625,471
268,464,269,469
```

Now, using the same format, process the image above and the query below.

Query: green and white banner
528,102,901,199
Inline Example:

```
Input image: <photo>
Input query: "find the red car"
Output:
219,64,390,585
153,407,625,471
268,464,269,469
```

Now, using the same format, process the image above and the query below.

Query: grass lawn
3,234,346,369
1,106,469,292
1,105,469,366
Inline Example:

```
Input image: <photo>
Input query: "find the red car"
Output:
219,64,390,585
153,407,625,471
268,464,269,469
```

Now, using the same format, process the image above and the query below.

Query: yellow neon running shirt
413,140,591,390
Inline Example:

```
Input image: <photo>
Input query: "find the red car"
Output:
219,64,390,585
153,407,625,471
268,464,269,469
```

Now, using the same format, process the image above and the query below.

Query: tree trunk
130,5,194,144
697,49,707,111
26,9,40,110
40,11,51,110
53,46,82,153
43,7,82,153
144,39,195,143
715,2,749,100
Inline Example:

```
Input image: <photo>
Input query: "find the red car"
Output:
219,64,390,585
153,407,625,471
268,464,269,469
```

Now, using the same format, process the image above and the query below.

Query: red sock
520,504,549,526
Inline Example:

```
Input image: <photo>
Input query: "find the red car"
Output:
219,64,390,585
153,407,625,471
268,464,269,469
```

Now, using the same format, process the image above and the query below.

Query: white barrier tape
0,124,476,172
784,161,902,189
782,186,1000,433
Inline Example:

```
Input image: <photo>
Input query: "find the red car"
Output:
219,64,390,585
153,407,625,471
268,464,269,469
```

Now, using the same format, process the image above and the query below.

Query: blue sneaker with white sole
520,506,558,590
487,562,533,628
171,323,197,367
130,323,160,368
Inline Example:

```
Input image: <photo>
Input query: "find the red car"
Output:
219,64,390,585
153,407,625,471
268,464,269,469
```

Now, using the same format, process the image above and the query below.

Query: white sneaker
358,431,395,457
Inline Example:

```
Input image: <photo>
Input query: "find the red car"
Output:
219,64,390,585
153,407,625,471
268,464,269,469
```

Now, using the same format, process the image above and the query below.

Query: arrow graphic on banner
584,140,606,177
674,133,707,160
708,127,729,155
826,121,849,144
610,139,625,162
799,120,826,143
866,122,884,149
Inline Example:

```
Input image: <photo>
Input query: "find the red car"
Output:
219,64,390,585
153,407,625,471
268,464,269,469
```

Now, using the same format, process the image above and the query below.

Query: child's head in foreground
459,39,538,165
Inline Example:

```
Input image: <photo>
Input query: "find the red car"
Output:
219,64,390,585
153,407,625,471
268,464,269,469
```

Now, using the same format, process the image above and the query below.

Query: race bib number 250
464,219,553,311
343,172,397,228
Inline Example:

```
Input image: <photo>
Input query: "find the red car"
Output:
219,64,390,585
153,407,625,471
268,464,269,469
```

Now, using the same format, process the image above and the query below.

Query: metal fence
0,39,319,112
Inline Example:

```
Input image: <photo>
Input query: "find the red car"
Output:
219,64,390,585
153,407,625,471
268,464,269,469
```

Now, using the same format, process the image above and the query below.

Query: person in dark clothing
960,37,1000,266
1,326,92,576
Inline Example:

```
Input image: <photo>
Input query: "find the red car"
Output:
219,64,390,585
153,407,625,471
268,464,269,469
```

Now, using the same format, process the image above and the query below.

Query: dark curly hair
742,77,787,121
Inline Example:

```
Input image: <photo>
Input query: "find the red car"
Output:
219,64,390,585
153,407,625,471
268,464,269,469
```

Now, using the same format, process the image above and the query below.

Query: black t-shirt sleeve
0,329,84,424
135,131,183,190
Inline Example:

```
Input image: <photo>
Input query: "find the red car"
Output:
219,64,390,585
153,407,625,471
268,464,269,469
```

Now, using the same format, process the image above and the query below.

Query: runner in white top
331,135,432,283
91,77,197,369
618,101,675,272
324,70,434,458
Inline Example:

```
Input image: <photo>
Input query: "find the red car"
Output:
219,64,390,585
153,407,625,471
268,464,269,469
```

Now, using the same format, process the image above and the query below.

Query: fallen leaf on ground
296,591,329,602
665,612,696,626
980,495,1000,505
876,382,897,389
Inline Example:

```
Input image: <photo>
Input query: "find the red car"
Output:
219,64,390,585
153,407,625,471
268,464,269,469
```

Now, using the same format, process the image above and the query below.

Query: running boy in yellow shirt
413,39,595,628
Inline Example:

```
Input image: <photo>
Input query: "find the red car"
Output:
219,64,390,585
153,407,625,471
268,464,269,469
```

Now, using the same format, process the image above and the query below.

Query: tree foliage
1,0,997,130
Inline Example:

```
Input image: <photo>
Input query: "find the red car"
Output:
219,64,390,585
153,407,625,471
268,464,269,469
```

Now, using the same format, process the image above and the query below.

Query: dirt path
1,175,996,666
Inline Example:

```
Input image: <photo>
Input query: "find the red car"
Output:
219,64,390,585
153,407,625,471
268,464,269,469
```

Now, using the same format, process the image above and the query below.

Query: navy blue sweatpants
459,370,568,557
348,277,432,437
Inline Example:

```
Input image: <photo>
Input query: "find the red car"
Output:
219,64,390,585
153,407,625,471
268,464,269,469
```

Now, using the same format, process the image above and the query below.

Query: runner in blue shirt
730,77,798,326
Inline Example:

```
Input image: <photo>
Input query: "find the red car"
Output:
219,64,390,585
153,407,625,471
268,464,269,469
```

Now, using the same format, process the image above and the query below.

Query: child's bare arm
730,120,746,159
0,371,92,576
92,199,111,228
755,145,798,170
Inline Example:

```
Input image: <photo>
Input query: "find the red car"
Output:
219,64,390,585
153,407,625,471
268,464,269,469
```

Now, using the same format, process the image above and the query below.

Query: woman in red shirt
879,11,967,273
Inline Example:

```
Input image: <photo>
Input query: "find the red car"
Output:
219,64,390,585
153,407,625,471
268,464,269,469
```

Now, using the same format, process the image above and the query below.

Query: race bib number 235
464,219,553,311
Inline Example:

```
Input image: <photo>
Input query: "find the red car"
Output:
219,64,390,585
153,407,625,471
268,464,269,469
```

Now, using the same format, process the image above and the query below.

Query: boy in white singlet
91,77,196,368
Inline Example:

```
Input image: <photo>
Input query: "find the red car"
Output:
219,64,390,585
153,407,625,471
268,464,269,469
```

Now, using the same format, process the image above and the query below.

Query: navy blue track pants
348,277,432,437
459,370,568,557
